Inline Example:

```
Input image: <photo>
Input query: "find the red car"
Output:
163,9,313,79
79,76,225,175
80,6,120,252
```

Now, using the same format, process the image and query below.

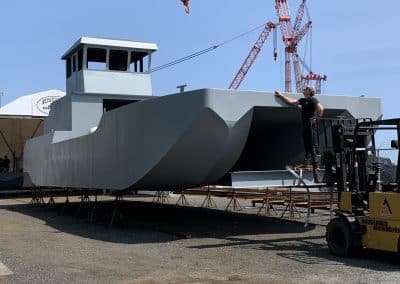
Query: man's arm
274,91,299,106
315,102,324,118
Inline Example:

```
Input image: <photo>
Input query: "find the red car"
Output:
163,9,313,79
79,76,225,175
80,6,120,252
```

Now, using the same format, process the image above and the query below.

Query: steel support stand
152,191,169,203
257,189,278,216
280,187,301,219
201,186,217,208
90,194,98,224
76,190,91,217
48,196,56,209
176,189,189,206
225,188,242,211
30,189,45,206
61,190,71,215
109,194,124,228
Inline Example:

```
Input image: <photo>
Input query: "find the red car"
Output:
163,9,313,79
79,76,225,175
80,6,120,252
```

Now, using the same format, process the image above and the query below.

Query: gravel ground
0,194,399,283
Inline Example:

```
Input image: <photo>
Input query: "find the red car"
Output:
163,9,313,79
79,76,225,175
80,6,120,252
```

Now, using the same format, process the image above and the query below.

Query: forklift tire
326,217,354,257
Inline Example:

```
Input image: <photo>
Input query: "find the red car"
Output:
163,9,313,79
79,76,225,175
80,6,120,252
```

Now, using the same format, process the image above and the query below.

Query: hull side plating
24,89,382,190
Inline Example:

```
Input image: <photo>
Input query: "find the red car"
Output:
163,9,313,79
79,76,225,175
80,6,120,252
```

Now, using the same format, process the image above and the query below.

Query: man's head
303,86,315,97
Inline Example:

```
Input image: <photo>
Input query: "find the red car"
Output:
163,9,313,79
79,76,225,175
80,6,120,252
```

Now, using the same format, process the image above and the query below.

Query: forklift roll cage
310,117,400,213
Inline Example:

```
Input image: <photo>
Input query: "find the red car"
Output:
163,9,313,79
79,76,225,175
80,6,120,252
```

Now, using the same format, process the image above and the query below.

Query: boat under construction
23,37,382,191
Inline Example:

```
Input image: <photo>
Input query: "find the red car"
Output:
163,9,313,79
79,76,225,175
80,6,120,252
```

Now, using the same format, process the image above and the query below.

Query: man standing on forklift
275,86,324,165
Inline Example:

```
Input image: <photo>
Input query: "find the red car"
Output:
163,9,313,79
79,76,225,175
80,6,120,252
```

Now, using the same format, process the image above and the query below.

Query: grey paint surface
67,70,153,96
46,94,151,141
231,170,315,187
44,95,72,133
24,89,382,190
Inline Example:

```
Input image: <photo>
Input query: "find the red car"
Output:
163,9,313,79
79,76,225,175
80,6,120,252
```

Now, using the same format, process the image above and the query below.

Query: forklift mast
310,118,400,213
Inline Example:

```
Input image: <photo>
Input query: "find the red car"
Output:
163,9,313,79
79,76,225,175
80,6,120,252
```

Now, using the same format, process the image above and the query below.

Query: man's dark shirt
298,97,319,125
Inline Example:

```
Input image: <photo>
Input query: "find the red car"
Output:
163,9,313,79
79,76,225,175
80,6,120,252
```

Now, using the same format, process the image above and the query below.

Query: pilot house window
87,48,107,70
109,50,128,71
130,51,148,73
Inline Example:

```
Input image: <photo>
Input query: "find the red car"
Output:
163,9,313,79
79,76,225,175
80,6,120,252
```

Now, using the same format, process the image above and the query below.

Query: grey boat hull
24,89,382,190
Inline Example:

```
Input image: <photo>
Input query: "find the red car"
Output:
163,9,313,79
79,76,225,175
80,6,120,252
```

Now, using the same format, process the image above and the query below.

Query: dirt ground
0,194,399,283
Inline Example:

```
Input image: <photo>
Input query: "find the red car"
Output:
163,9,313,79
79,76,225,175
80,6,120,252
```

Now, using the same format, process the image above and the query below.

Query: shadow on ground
1,199,313,242
1,199,400,272
189,233,400,271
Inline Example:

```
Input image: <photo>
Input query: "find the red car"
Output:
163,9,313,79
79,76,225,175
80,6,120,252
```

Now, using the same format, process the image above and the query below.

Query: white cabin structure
44,37,158,141
62,37,158,96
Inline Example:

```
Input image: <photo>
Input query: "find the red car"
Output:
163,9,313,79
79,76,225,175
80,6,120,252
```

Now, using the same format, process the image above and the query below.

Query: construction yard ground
0,193,399,283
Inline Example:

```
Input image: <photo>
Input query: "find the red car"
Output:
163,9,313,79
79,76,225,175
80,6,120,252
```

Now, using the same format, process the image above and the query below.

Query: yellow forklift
310,118,400,256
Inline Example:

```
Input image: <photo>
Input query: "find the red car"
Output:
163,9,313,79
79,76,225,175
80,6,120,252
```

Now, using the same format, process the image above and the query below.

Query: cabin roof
61,37,158,60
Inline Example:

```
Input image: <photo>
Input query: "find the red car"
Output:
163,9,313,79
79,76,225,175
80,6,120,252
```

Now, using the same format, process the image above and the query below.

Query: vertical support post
83,46,87,70
61,189,70,215
105,48,110,70
258,187,278,216
48,195,56,209
285,167,306,223
109,193,124,228
329,185,334,220
176,189,189,206
397,122,400,187
284,50,292,92
76,189,91,217
201,186,217,208
152,190,169,203
90,194,98,224
225,188,242,211
292,53,303,92
148,53,152,72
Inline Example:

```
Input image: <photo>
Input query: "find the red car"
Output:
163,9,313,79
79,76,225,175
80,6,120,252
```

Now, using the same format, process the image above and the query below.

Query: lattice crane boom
229,22,277,90
293,0,307,33
292,53,303,92
294,21,312,45
275,0,324,93
275,0,293,46
285,51,292,92
180,0,327,94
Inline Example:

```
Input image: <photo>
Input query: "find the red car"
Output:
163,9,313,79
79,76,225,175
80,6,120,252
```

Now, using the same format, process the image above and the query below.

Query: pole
176,84,187,93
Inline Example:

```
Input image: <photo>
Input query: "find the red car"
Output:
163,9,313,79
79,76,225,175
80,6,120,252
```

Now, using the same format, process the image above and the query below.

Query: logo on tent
380,198,393,217
36,96,61,114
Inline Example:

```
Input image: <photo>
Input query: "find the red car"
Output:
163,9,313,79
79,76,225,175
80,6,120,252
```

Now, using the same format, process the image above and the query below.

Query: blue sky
0,0,399,155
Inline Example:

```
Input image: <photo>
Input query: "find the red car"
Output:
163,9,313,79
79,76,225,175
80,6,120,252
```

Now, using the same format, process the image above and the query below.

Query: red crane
181,0,190,14
231,0,326,93
180,0,327,93
297,55,327,94
229,22,277,90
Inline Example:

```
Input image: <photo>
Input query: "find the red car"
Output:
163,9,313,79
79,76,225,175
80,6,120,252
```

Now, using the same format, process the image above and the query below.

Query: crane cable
151,22,267,73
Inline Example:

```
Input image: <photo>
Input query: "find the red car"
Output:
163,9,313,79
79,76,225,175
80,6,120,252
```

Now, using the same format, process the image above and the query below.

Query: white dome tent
0,90,65,187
